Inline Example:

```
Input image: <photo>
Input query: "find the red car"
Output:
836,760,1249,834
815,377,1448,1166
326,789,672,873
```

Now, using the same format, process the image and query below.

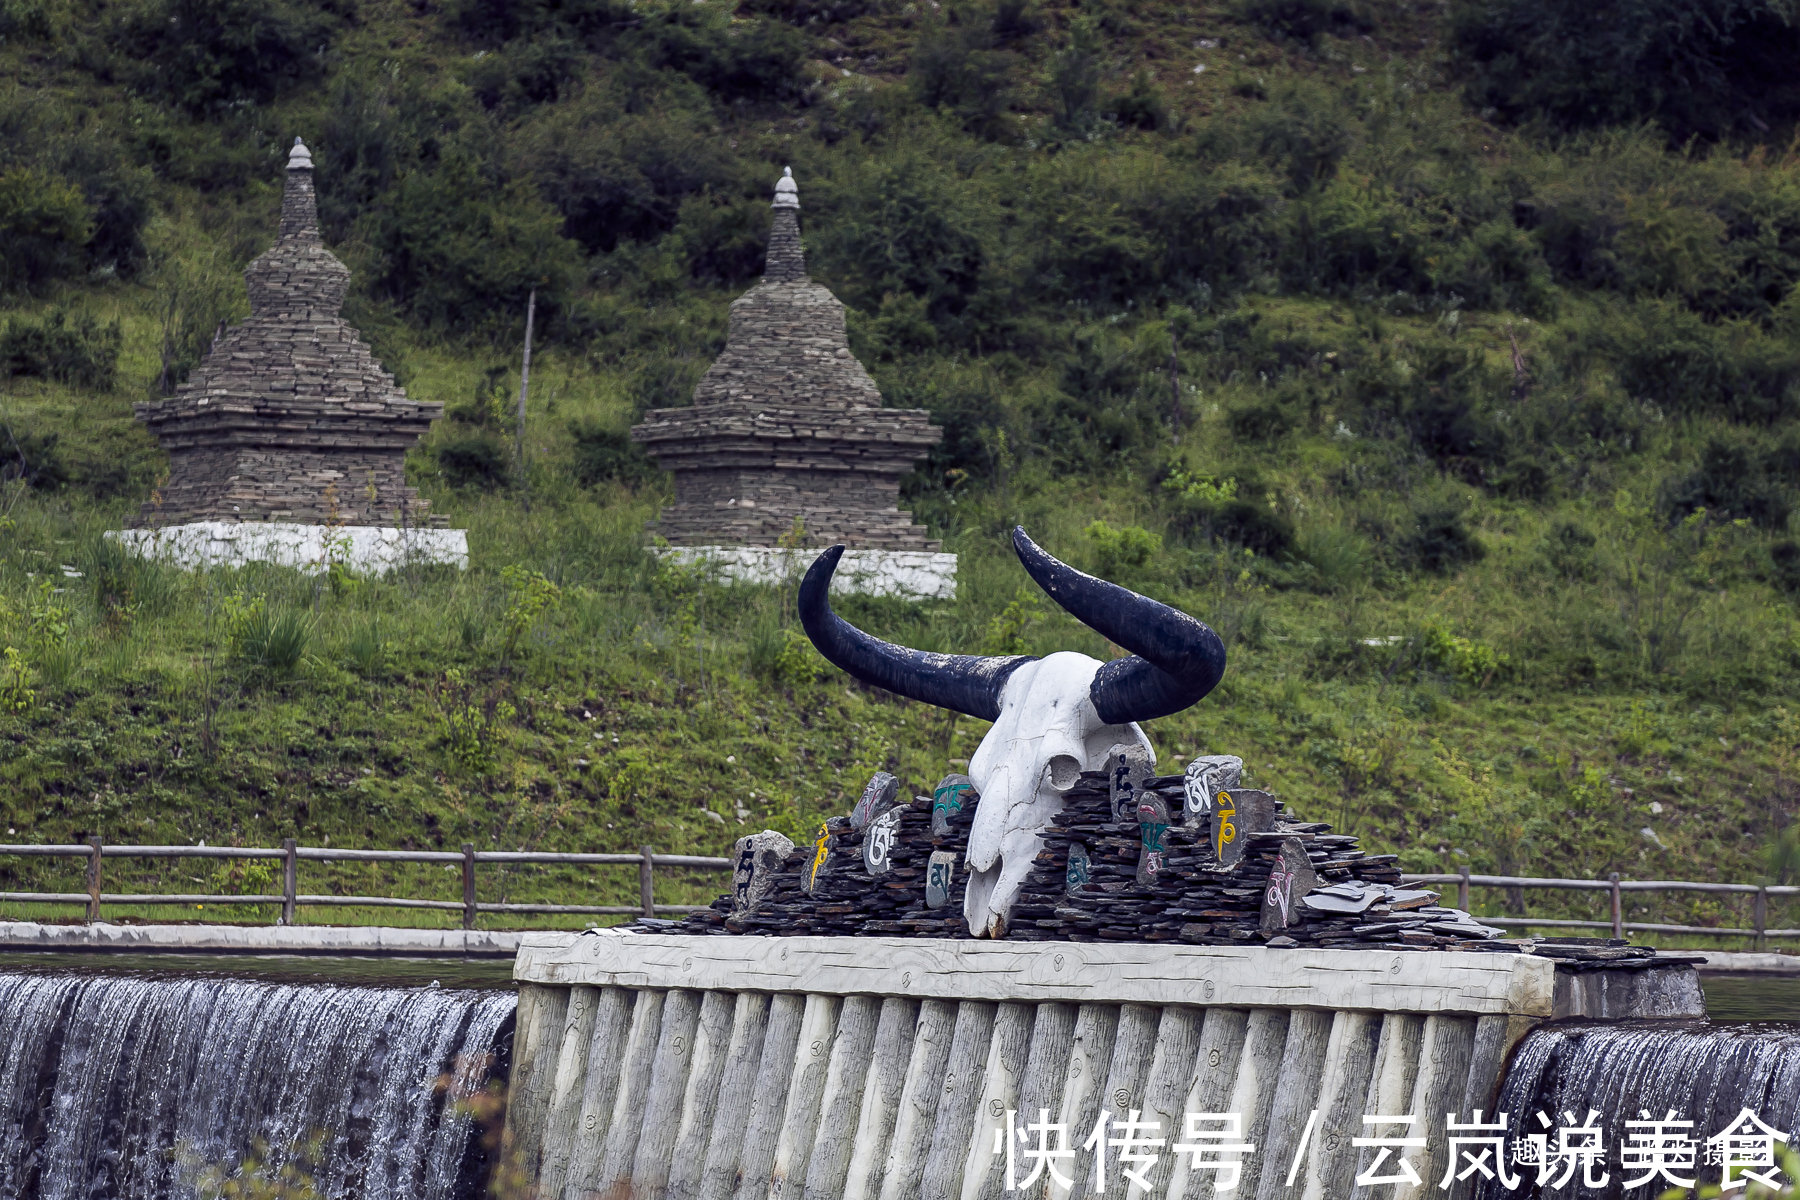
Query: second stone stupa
630,169,956,599
117,137,465,574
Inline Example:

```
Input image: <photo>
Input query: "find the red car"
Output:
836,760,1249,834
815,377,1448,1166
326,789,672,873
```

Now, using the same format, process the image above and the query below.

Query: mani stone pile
630,169,944,551
650,756,1504,949
132,138,443,528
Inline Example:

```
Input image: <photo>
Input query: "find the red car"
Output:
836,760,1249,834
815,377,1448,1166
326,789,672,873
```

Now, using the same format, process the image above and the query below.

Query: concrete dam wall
501,934,1701,1200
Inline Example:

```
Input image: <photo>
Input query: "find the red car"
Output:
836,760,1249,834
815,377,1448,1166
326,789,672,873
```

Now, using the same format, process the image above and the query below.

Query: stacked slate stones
629,169,945,551
647,758,1502,949
674,774,982,938
1004,770,1495,949
132,138,443,528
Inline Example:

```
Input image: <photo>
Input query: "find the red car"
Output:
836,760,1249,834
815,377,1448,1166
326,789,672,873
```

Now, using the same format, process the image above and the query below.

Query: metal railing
0,840,733,928
1,843,1794,945
1403,868,1800,950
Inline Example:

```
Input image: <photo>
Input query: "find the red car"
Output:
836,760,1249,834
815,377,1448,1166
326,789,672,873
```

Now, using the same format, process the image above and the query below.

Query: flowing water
1486,1019,1800,1199
0,969,515,1200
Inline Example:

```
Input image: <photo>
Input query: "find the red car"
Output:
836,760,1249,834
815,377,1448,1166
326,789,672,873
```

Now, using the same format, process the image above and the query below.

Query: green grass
5,0,1800,944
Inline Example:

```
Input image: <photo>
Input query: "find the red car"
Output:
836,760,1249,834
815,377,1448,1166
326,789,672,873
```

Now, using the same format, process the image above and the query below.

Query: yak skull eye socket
1046,754,1082,790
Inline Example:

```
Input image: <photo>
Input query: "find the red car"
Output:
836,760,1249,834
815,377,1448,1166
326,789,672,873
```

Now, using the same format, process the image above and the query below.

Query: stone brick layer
133,154,440,528
632,194,944,550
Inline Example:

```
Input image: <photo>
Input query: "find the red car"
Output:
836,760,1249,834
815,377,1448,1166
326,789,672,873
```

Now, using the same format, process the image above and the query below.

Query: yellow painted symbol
805,822,830,892
1215,790,1236,857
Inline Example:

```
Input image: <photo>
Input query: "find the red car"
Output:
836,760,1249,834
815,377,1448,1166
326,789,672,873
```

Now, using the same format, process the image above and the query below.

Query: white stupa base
657,546,956,600
108,522,468,575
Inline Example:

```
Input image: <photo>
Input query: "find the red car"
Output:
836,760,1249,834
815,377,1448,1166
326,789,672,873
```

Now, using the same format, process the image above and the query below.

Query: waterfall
0,970,515,1200
1487,1020,1800,1199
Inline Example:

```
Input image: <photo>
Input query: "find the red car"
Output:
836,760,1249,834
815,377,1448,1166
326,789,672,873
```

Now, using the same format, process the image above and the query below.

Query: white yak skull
799,527,1227,937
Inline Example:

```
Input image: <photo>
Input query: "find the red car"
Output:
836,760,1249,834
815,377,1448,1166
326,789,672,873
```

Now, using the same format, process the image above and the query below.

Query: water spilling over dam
0,970,514,1200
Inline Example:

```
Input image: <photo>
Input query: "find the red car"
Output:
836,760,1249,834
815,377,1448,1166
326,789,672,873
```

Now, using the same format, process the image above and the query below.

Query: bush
1452,0,1800,143
0,308,123,390
570,422,657,487
0,427,69,491
1661,437,1791,528
1083,520,1162,580
436,431,512,489
108,0,354,113
1400,503,1485,573
1238,0,1370,44
361,153,580,335
0,168,91,293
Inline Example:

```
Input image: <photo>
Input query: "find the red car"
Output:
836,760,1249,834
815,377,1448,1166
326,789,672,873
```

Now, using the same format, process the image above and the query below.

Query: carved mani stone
1183,754,1243,825
931,773,977,838
1212,787,1277,867
851,772,900,831
732,829,796,914
925,850,957,909
1107,743,1155,825
631,168,944,551
863,806,904,876
1260,836,1319,932
802,822,832,895
1065,842,1092,895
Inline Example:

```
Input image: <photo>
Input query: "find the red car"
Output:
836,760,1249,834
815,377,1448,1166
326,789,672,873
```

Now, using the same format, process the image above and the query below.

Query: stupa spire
764,166,806,284
247,135,348,318
278,137,322,243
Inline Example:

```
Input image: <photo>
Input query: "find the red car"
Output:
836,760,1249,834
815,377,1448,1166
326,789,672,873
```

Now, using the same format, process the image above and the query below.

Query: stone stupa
630,169,956,599
117,138,466,573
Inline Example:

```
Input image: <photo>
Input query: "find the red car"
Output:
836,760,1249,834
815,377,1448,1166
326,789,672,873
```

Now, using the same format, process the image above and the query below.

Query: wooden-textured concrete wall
500,936,1584,1200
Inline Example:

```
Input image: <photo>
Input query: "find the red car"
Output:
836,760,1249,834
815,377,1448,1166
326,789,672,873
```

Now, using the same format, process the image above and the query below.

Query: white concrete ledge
109,522,468,574
657,545,956,600
0,920,521,957
1696,950,1800,974
513,931,1557,1016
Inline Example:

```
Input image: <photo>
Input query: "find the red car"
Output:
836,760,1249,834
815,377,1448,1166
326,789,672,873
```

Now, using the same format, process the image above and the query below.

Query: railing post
1610,872,1623,939
1755,886,1768,952
85,837,103,923
640,844,655,918
281,838,297,926
462,843,477,931
1458,865,1470,913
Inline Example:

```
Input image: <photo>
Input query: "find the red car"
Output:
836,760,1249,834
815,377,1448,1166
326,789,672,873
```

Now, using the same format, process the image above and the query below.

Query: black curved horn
798,545,1033,721
1011,526,1226,724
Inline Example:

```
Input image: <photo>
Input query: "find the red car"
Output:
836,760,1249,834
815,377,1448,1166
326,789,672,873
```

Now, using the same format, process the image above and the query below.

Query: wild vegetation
4,0,1800,937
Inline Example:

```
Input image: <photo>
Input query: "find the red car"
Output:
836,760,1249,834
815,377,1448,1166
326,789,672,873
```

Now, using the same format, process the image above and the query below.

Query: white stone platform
0,919,519,957
657,545,956,600
109,522,468,574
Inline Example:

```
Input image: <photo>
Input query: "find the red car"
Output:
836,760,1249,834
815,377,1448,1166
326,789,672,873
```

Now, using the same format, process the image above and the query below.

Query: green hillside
4,0,1800,938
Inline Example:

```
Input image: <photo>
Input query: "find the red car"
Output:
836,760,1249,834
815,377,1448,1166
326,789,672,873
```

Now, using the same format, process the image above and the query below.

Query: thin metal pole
85,837,102,923
1755,886,1768,952
640,845,655,918
1458,864,1470,913
281,838,297,926
515,287,536,507
462,843,477,931
1610,872,1623,939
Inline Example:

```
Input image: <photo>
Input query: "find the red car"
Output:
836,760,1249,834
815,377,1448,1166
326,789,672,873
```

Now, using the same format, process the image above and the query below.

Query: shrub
0,427,69,491
1661,438,1791,529
1400,503,1485,573
107,0,354,113
0,308,123,390
1420,618,1509,685
1452,0,1800,143
360,152,579,336
1083,520,1162,580
0,168,91,293
1228,398,1299,442
436,431,512,490
570,422,657,486
1238,0,1370,44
